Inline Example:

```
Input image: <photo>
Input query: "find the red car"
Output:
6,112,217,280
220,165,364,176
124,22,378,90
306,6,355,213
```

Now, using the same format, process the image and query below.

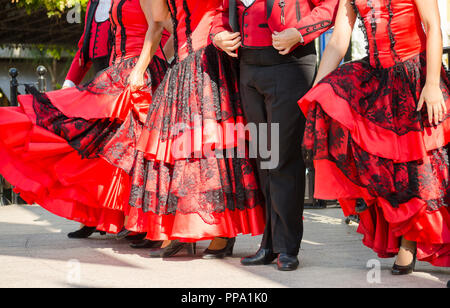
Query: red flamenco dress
102,0,266,241
0,0,169,233
298,0,450,267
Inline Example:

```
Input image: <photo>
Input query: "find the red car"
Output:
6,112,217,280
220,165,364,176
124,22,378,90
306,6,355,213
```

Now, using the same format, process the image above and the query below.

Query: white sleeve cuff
63,80,76,88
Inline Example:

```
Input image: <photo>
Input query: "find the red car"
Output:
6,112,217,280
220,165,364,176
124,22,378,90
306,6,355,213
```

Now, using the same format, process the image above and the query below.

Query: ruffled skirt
0,56,168,233
102,45,266,241
298,53,450,267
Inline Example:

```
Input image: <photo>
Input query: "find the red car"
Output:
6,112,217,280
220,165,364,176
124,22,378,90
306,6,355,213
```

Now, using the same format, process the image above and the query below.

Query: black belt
239,42,316,66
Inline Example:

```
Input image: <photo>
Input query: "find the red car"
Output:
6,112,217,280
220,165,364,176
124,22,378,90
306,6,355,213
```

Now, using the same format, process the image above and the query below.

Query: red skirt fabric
0,56,168,233
102,45,266,241
298,52,450,267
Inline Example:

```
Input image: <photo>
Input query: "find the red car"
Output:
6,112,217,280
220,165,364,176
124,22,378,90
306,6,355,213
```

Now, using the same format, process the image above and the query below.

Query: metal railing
0,66,47,206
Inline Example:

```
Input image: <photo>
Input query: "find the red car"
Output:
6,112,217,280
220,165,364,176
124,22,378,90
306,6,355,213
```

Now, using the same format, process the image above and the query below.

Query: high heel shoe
391,250,417,275
202,237,236,259
68,226,97,239
115,228,132,240
149,240,197,258
130,240,163,249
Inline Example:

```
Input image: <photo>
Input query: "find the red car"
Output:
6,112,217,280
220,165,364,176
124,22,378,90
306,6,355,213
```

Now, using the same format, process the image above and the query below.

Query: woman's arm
414,0,446,125
149,0,171,22
161,20,175,61
313,0,356,86
162,35,175,61
129,0,167,92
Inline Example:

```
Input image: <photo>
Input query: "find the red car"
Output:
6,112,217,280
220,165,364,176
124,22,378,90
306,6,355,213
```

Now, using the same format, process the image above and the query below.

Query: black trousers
239,44,317,255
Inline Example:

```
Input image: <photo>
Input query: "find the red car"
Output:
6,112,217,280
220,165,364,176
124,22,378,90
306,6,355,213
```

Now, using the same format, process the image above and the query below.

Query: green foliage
14,0,89,17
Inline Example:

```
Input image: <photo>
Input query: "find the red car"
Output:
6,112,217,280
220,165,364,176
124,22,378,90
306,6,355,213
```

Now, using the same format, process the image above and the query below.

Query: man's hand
272,28,304,55
212,31,241,58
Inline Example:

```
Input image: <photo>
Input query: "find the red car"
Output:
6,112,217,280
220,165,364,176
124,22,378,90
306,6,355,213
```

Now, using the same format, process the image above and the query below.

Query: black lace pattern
143,44,243,142
318,52,450,136
303,102,450,212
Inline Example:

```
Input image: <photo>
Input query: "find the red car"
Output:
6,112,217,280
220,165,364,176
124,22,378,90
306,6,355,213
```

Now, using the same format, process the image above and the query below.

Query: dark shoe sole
202,251,232,260
277,264,299,271
241,259,277,266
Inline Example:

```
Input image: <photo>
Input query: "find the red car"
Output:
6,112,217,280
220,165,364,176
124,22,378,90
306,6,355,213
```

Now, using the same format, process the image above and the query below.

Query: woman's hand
417,83,447,125
128,67,146,92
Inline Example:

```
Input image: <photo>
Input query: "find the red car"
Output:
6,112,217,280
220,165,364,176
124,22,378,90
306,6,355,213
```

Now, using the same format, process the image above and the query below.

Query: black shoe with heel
202,237,236,259
68,226,99,239
149,240,197,258
130,240,163,249
115,228,132,240
391,250,417,275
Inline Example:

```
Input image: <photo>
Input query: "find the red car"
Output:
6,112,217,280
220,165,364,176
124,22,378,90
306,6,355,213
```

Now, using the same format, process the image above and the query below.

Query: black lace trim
182,0,194,55
367,0,382,69
77,55,168,96
168,0,180,60
128,154,264,215
144,44,243,141
27,85,122,159
318,52,450,135
351,0,369,56
117,0,128,58
303,104,450,212
110,3,118,64
386,0,400,65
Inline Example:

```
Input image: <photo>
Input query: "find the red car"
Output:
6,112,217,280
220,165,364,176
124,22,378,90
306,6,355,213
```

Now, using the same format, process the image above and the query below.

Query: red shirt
212,0,339,49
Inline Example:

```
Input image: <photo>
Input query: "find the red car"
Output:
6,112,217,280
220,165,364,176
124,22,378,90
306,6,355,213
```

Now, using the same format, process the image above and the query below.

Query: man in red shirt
212,0,338,271
63,0,112,88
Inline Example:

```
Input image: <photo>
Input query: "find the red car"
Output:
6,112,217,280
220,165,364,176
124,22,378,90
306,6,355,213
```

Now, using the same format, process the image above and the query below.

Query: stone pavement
0,204,448,288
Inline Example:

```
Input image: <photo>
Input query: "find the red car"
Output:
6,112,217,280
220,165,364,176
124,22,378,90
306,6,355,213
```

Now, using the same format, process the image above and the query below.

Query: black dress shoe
241,248,278,266
391,253,416,275
130,240,163,249
203,237,236,259
68,226,97,239
149,240,197,258
116,228,132,240
277,254,300,271
125,233,147,241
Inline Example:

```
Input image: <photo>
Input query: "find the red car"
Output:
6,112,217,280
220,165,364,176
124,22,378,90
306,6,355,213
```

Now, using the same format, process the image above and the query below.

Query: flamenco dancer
0,0,171,239
211,0,338,271
102,0,266,258
63,0,112,89
298,0,450,273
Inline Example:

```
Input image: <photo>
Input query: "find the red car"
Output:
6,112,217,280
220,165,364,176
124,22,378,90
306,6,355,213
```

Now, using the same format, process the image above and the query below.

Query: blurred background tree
13,0,89,17
2,0,91,89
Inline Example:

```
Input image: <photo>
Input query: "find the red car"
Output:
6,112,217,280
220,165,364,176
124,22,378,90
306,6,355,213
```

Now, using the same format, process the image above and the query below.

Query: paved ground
0,204,448,288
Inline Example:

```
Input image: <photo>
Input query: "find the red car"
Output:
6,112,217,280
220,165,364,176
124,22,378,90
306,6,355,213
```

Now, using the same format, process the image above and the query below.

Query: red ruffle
136,45,250,164
0,107,129,233
137,116,249,164
298,56,450,266
314,153,450,267
299,82,450,162
0,56,169,232
124,206,265,242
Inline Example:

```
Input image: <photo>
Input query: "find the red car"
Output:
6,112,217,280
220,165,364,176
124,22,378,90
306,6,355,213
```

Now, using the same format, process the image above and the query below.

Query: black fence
0,66,48,206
